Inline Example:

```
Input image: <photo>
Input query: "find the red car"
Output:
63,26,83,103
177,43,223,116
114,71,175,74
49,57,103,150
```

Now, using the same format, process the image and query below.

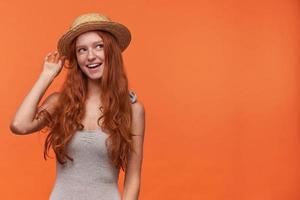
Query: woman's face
75,31,105,79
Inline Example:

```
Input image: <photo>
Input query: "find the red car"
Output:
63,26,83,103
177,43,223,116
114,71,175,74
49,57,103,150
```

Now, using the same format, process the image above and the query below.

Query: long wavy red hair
37,30,135,172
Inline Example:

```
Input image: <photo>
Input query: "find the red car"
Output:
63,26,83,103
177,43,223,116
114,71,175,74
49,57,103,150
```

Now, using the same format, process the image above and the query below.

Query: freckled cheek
76,56,86,68
98,50,105,59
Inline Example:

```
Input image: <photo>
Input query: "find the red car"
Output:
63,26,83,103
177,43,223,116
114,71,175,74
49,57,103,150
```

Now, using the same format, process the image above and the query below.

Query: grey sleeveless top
49,91,137,200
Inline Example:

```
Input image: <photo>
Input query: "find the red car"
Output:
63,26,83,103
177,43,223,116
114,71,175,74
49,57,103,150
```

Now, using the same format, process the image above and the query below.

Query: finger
45,52,52,61
60,55,66,61
59,55,66,62
60,56,67,65
57,59,62,66
54,51,60,63
52,51,58,61
58,57,66,67
49,52,56,62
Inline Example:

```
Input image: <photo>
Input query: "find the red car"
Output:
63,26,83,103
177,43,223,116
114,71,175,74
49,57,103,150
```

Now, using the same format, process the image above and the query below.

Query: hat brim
57,21,131,56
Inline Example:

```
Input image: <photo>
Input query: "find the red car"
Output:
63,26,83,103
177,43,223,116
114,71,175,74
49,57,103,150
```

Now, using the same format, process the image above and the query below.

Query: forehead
75,31,103,47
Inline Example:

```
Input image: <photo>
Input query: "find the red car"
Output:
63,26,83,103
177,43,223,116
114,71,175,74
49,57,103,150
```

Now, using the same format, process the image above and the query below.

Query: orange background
1,0,300,199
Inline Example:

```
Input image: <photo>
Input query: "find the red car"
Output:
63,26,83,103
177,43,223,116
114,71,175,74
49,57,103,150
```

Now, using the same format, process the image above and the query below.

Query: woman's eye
77,44,103,53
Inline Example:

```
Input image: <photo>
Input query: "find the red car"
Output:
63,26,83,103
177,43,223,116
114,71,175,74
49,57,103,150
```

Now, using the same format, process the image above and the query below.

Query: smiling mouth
86,63,102,68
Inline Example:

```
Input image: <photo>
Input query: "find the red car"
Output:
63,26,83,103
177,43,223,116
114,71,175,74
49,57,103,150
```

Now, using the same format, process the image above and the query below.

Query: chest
81,99,103,131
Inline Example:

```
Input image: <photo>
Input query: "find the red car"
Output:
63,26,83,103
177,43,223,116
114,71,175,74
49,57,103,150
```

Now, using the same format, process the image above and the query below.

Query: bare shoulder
129,91,145,117
131,101,145,136
131,101,145,117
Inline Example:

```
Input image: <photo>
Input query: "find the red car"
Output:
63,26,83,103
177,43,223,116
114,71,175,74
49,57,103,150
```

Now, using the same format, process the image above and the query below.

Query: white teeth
88,64,99,67
87,63,101,68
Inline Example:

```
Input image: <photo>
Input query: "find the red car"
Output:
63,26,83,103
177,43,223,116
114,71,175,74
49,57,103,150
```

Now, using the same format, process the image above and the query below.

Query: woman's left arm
122,102,145,200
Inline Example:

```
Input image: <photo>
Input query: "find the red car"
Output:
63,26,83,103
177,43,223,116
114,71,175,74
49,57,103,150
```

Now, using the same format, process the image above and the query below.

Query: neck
87,78,101,100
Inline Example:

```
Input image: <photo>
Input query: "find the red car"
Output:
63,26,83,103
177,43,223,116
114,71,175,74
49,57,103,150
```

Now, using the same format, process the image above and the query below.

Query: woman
10,13,145,200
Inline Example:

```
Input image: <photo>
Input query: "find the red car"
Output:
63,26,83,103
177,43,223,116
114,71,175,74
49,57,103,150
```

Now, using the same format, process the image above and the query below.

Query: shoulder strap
129,91,137,104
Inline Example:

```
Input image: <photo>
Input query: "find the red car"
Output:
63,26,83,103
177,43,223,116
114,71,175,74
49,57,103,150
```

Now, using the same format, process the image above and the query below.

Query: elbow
9,121,27,135
123,180,141,194
122,185,141,200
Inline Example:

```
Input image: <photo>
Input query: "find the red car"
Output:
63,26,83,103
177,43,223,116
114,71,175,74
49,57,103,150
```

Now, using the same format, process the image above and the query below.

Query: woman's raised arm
10,51,65,135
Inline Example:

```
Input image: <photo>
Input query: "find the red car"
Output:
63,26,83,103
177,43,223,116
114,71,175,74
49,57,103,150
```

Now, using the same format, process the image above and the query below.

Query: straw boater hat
57,13,131,56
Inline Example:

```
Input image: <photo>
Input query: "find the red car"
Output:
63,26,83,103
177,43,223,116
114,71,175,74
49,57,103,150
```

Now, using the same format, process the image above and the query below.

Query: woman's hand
42,51,66,79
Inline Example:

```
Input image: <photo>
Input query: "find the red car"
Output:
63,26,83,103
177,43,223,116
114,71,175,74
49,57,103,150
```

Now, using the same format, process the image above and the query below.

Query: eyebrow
76,41,103,49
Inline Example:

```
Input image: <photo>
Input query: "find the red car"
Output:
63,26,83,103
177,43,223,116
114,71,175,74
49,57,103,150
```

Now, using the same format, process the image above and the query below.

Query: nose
87,49,96,61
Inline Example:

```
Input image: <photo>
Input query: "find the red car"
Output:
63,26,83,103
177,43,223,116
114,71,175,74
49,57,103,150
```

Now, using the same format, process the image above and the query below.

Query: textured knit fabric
49,130,121,200
49,91,137,199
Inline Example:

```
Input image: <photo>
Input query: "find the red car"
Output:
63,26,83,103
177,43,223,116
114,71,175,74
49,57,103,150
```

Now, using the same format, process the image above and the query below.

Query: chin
87,74,103,80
